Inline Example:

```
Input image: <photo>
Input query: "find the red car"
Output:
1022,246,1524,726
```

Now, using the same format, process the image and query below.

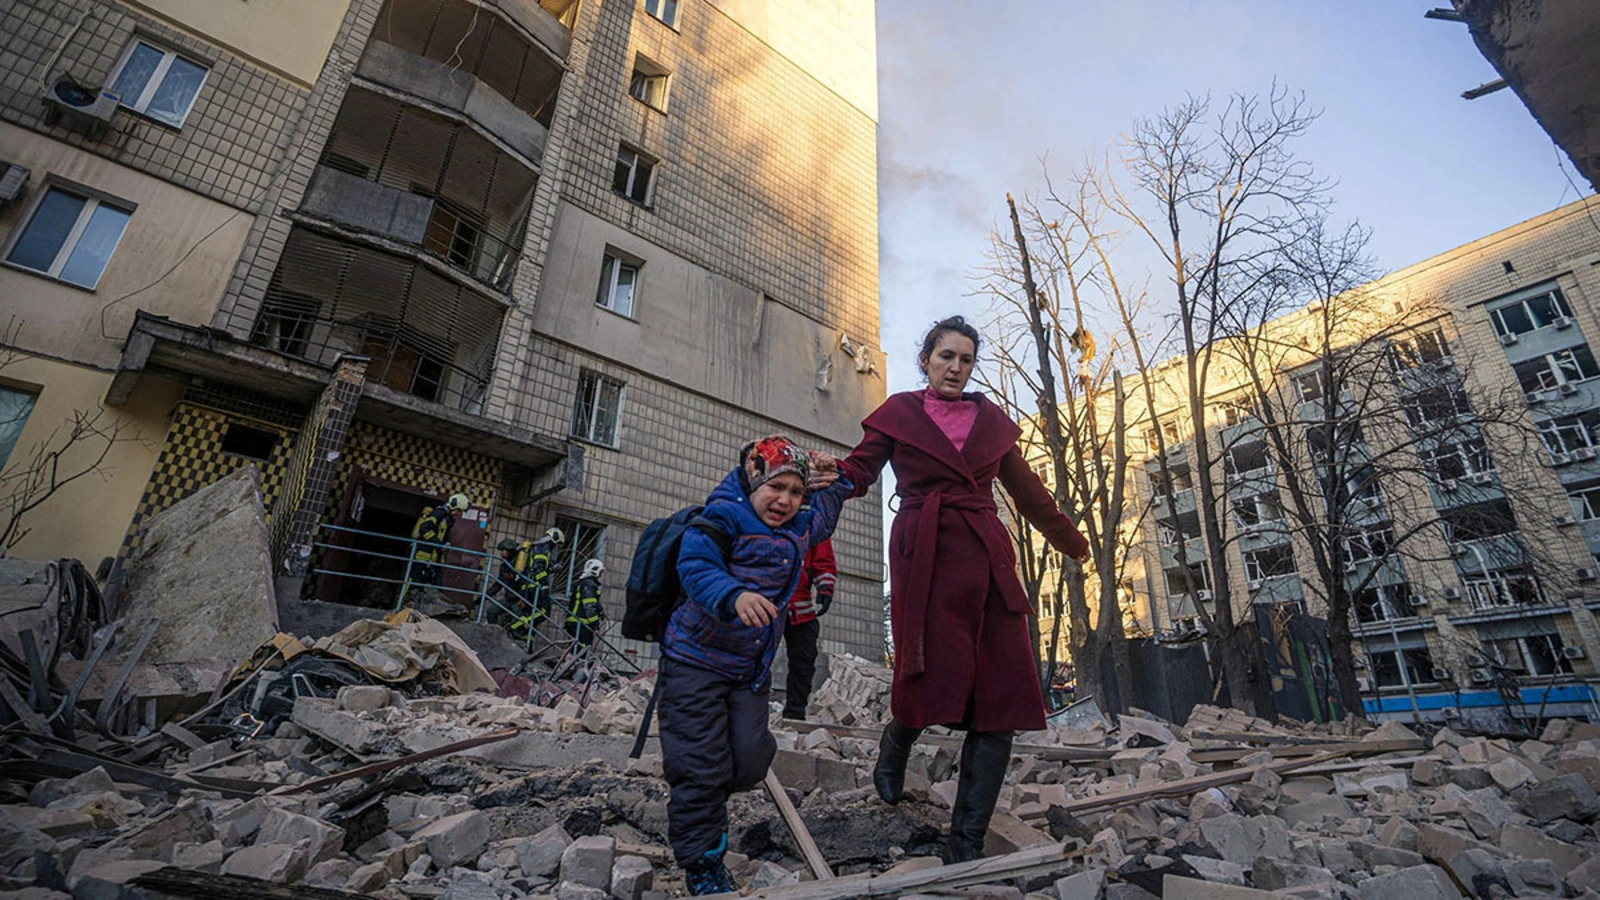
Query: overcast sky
874,0,1597,397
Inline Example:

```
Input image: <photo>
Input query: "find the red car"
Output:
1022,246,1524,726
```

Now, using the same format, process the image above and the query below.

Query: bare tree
972,192,1149,713
0,320,140,551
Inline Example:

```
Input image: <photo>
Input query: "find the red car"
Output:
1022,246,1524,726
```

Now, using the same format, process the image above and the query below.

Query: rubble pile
802,652,893,727
7,513,1600,900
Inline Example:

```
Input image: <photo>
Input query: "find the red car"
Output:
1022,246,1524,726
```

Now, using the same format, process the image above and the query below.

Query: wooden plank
763,769,833,880
780,719,1115,762
1021,751,1342,821
161,722,208,750
276,727,520,795
710,841,1081,899
1189,737,1426,764
1286,754,1438,777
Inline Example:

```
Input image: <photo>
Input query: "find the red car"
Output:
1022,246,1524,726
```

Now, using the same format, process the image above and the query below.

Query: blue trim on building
1362,684,1596,713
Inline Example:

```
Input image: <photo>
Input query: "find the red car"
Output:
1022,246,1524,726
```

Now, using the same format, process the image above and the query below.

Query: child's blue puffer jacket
664,468,851,689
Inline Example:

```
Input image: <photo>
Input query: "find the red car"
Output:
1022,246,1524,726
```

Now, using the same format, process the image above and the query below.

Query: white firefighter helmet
582,558,605,579
545,527,566,545
446,493,470,511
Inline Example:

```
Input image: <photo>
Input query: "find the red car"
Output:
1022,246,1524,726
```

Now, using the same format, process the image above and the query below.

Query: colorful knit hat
740,434,811,494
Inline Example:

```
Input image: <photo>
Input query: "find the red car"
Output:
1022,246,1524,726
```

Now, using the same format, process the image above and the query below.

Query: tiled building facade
1110,201,1600,723
0,0,885,664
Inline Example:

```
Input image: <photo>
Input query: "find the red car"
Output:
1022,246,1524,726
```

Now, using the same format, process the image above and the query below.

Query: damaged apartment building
0,0,885,660
1117,201,1600,726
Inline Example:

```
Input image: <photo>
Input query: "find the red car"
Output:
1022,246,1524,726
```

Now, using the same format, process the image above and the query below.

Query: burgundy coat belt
897,491,1030,675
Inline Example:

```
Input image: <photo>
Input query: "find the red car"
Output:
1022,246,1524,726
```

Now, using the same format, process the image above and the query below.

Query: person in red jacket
780,538,836,720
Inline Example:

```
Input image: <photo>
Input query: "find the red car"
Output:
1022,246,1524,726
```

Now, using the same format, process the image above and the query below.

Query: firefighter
567,558,606,652
410,493,469,586
509,527,564,633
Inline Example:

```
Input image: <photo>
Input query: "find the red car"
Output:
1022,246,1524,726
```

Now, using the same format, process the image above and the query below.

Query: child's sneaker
682,835,738,896
682,858,736,896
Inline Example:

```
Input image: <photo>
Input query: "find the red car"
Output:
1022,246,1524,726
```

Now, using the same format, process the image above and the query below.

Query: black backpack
621,506,731,642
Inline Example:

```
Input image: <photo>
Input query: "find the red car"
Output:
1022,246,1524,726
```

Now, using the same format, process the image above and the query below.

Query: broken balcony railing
308,523,638,674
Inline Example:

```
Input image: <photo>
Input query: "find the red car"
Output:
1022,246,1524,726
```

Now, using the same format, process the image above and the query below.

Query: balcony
1249,574,1304,604
305,88,537,294
251,227,506,415
1159,536,1207,570
357,0,568,166
1450,535,1528,577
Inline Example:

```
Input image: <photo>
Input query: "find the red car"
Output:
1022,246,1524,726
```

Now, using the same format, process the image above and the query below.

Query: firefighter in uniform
566,558,606,652
509,527,564,633
410,493,469,587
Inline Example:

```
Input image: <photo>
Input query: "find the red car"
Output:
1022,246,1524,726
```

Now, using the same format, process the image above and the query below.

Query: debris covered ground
2,472,1599,899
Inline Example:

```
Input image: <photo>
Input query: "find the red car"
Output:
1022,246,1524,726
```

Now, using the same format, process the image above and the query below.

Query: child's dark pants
657,657,777,865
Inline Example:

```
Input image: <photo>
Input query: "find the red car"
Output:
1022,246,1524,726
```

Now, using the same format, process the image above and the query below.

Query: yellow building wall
118,0,351,88
0,122,253,371
0,358,182,564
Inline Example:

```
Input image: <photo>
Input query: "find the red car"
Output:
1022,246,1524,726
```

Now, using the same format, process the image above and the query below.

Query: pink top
921,388,978,452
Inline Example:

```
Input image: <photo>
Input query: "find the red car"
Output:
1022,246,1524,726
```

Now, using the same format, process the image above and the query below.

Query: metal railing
307,522,639,674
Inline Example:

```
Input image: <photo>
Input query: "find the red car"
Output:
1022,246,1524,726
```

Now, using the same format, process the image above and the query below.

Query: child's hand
734,591,778,627
807,451,840,490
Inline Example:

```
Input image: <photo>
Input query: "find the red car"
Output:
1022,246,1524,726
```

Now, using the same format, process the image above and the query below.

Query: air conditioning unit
1572,447,1597,462
1431,666,1451,682
1441,706,1461,720
1442,587,1462,600
1356,676,1372,692
0,163,28,203
1246,578,1264,591
40,76,121,138
1409,594,1429,607
1560,382,1580,397
1554,316,1575,330
1152,494,1167,507
1465,472,1493,486
1469,667,1493,684
1556,514,1578,527
1440,479,1460,493
1195,589,1213,602
1576,567,1599,581
1553,452,1574,467
1500,333,1520,346
1526,391,1547,406
1453,544,1473,558
1562,645,1586,660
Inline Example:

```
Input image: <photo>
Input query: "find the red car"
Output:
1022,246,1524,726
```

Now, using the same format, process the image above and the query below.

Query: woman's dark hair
918,316,982,373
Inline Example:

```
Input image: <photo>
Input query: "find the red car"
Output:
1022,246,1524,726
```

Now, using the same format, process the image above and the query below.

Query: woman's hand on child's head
807,451,840,490
734,591,778,627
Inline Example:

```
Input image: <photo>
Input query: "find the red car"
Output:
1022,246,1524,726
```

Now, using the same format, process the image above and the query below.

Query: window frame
643,0,679,28
570,369,626,448
613,145,657,207
1489,288,1575,339
107,38,210,128
0,385,40,471
628,54,671,112
595,251,641,318
2,182,135,290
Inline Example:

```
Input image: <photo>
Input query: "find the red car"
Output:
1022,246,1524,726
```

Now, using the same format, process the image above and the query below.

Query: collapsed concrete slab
116,465,277,666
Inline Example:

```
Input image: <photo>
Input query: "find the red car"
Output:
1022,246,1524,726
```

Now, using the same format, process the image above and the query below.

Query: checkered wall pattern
317,420,504,525
121,403,296,558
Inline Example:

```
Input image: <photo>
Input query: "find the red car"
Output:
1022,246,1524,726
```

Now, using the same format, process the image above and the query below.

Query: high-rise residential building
0,0,884,663
1076,200,1600,723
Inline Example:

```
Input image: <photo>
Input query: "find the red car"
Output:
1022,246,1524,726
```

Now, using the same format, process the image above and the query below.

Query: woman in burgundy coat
837,316,1090,863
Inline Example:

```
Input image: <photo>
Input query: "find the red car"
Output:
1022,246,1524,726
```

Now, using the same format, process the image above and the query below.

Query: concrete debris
117,465,279,668
7,562,1600,900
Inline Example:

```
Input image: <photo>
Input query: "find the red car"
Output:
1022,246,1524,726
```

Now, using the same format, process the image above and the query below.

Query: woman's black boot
872,719,923,804
942,730,1014,864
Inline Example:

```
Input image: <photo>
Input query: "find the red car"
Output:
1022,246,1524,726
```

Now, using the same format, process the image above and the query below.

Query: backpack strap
688,516,732,563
